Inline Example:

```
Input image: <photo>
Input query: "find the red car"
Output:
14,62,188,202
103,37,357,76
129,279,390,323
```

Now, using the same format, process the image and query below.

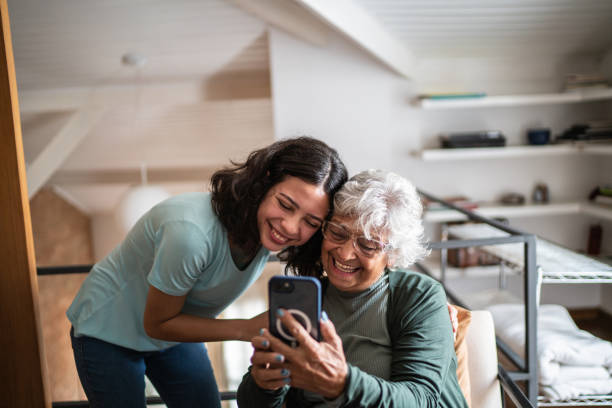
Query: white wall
270,28,604,203
269,27,408,172
269,27,610,309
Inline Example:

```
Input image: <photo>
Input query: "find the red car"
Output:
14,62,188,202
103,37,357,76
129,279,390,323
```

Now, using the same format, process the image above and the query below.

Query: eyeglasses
321,220,389,258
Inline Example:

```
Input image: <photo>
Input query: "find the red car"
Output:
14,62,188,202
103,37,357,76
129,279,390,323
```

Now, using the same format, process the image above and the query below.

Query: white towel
541,380,612,401
487,303,612,400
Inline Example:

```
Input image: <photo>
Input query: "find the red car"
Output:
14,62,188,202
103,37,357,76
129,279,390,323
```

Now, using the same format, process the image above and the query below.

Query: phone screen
268,276,321,345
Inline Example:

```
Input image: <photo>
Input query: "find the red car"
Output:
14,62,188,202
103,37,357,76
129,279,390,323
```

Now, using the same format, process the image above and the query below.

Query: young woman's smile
257,176,329,252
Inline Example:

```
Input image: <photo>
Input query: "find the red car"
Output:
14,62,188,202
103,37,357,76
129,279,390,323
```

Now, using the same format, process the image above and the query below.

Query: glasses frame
321,220,390,258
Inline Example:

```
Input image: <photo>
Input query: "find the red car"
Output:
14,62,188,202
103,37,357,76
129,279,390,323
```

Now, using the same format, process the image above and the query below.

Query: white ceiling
8,0,612,213
12,0,611,92
9,0,270,89
354,0,612,58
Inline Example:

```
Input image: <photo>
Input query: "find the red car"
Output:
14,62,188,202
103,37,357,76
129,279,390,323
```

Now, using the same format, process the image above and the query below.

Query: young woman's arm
143,285,267,342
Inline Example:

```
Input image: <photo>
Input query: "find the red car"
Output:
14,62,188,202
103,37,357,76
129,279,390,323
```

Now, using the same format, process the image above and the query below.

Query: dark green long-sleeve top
237,269,468,407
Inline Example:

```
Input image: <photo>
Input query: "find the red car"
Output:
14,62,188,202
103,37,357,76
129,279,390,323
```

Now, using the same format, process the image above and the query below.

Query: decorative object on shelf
588,185,612,206
499,192,525,206
556,120,612,143
448,247,501,268
563,73,610,92
587,224,603,256
526,128,550,145
440,130,506,148
447,223,501,267
532,183,549,204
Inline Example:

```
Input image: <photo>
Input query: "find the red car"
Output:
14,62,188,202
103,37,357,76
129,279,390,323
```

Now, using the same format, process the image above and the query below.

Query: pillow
453,305,472,407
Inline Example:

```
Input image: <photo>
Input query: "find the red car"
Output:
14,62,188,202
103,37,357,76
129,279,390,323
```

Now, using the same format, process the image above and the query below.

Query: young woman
67,137,348,408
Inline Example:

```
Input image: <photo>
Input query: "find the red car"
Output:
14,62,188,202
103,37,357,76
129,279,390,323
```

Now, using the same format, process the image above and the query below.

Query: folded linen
541,379,612,401
552,365,610,384
487,303,612,400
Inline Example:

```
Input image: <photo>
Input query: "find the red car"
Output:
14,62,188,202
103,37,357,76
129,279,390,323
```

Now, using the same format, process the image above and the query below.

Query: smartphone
268,276,321,345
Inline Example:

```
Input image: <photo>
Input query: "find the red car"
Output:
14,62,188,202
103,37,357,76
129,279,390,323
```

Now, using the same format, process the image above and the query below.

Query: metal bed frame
417,189,612,407
417,190,540,407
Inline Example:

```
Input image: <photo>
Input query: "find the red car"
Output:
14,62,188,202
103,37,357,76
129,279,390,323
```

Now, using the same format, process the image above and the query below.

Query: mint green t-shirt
67,192,269,351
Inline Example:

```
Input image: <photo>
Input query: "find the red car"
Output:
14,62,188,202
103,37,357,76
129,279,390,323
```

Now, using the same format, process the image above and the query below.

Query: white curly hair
332,169,429,269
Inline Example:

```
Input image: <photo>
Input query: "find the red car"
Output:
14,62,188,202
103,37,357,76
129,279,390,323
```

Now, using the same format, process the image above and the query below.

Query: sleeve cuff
323,365,350,407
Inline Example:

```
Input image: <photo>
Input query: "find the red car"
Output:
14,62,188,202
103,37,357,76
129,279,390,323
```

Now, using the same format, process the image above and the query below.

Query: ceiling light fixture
114,53,170,234
115,164,170,233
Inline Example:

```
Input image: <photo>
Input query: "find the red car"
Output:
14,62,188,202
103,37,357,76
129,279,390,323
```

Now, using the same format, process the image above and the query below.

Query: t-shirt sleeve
147,220,209,296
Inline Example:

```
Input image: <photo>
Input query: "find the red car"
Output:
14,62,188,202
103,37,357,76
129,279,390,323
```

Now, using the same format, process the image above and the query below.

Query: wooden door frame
0,0,51,406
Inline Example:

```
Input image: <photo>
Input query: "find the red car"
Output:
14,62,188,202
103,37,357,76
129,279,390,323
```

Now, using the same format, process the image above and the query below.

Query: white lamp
115,164,170,233
114,54,170,233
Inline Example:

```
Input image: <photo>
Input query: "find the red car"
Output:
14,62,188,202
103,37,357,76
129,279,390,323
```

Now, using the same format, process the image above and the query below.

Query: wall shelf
424,201,612,223
416,88,612,109
413,143,612,161
582,144,612,155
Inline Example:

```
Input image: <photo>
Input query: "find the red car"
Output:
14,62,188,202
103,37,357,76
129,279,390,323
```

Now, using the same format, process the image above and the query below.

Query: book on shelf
593,195,612,206
417,92,486,100
563,73,610,92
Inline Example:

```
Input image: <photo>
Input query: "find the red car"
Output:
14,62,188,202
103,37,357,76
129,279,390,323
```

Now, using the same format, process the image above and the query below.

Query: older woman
237,170,468,408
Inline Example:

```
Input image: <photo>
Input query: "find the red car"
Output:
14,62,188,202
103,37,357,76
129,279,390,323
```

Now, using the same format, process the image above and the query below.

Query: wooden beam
230,0,330,47
19,82,204,113
19,70,270,113
50,185,92,215
0,0,51,406
50,165,219,185
27,107,105,198
293,0,415,78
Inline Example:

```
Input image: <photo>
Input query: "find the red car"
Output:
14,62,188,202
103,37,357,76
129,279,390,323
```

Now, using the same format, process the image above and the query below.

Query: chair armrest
498,365,535,408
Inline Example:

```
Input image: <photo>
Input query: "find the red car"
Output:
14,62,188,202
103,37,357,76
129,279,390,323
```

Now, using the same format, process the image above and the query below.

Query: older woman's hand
261,309,348,399
248,330,290,390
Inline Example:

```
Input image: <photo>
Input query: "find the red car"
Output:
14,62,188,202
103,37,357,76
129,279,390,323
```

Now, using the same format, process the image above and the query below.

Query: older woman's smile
332,257,359,274
322,215,389,293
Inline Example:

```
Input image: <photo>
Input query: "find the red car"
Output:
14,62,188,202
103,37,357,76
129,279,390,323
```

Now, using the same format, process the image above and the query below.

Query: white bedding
487,303,612,400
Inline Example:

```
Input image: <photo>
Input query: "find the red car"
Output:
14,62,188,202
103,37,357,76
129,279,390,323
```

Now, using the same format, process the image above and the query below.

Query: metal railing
417,189,539,406
51,393,237,408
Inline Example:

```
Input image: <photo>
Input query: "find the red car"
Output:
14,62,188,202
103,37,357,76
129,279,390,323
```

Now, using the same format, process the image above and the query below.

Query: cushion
453,305,472,407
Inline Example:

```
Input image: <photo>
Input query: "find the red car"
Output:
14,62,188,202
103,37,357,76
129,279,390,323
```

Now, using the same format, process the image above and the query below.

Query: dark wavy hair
210,137,348,276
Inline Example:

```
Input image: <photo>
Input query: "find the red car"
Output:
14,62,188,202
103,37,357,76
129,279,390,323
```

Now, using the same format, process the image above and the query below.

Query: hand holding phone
268,276,321,345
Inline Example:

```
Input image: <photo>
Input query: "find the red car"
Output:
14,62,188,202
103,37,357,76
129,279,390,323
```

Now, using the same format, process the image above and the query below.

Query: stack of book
589,186,612,206
563,73,610,92
555,121,612,143
417,92,487,101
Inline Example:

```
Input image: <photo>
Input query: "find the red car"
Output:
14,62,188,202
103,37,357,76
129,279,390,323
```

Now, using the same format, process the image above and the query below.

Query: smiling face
256,176,329,252
321,215,389,293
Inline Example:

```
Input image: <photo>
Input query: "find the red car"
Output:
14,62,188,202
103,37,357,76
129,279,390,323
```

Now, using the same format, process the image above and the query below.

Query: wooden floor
571,308,612,342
